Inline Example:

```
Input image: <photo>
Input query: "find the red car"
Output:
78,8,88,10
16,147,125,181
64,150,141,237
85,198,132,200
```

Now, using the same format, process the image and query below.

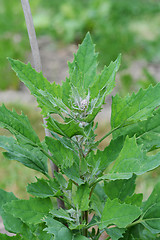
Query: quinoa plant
0,33,160,239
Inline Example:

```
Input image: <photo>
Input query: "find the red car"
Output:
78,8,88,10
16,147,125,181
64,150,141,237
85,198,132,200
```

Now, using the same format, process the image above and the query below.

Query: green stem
96,126,120,145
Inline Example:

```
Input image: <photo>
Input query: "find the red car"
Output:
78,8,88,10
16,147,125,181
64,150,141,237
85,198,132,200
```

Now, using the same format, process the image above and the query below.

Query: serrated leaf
90,54,121,99
50,208,74,222
125,193,143,207
113,107,160,152
0,189,36,239
0,104,40,146
104,175,136,201
45,136,78,168
44,217,72,240
47,116,85,138
73,183,90,211
99,136,160,180
68,32,98,96
141,182,160,234
100,198,141,229
27,178,61,198
63,163,84,186
87,136,124,177
33,223,54,240
4,198,52,225
0,136,48,175
8,58,62,117
106,227,126,240
111,83,160,134
0,234,22,240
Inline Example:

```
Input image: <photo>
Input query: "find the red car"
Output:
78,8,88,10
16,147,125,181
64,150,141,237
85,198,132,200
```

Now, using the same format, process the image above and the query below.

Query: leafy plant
0,33,160,239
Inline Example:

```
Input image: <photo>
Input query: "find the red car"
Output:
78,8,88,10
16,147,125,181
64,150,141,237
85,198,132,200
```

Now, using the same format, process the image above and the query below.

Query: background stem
21,0,65,209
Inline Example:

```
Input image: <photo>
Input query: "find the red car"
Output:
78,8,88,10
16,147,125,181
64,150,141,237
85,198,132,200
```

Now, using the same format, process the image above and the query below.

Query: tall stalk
20,0,65,209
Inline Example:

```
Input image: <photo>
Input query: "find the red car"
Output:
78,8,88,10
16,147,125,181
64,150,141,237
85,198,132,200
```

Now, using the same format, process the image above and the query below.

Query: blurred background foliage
0,0,160,199
1,0,160,90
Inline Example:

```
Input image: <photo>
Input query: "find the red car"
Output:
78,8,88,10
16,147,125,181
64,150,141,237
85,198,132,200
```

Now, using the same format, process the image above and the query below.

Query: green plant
0,33,160,239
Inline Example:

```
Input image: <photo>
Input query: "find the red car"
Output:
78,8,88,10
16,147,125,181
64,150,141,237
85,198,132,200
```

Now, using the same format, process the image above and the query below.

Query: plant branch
21,0,65,209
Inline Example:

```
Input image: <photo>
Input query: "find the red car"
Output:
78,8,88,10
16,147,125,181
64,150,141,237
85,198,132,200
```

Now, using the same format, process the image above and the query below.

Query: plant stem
97,126,120,145
21,0,65,209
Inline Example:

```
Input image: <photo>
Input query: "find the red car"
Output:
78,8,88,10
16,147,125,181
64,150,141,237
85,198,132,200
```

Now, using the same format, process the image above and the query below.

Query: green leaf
47,116,85,138
73,183,90,211
44,217,72,240
99,136,160,180
45,136,78,168
111,83,160,134
104,175,136,201
87,136,124,177
27,178,61,198
106,227,126,240
63,163,84,186
0,234,22,240
125,193,143,207
68,32,98,95
0,136,48,175
113,108,160,152
100,198,141,229
8,58,62,117
4,198,52,225
0,104,40,146
50,208,74,222
90,183,107,217
33,223,54,240
73,235,89,240
0,189,36,239
90,54,121,99
141,182,160,234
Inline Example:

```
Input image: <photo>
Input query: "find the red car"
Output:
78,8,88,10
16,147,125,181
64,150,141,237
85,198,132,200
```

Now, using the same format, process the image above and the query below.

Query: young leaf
0,136,48,175
99,136,160,180
104,175,136,201
73,183,90,211
111,83,160,134
141,182,160,234
27,178,61,198
8,58,62,117
106,227,126,240
90,54,121,99
3,198,52,225
44,217,73,240
50,208,74,222
68,32,98,95
100,198,141,229
47,116,85,138
0,104,41,146
45,136,78,168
